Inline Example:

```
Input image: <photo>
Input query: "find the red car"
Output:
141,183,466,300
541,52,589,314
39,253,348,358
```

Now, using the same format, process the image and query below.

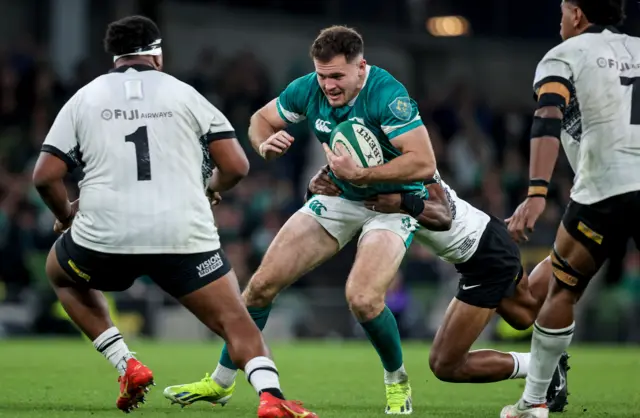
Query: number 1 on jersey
125,126,151,181
620,77,640,125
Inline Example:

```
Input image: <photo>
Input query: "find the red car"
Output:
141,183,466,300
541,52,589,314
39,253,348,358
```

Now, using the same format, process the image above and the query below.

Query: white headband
113,39,162,62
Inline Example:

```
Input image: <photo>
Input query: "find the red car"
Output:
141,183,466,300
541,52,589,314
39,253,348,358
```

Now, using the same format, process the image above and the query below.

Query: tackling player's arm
33,98,79,230
307,165,451,230
363,183,452,231
507,53,572,242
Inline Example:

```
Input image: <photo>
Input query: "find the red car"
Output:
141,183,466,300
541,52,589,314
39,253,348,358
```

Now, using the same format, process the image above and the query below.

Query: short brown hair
310,26,364,63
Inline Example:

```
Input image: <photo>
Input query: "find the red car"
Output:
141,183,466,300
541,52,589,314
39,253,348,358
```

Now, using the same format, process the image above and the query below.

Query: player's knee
506,313,535,331
548,279,581,305
242,270,282,308
346,290,385,322
428,351,461,382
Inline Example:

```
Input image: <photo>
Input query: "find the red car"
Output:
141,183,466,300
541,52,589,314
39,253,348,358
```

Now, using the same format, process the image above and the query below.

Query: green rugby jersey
276,65,427,200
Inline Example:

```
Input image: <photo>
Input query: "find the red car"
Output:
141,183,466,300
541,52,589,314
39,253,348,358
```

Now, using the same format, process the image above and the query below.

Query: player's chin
326,92,345,107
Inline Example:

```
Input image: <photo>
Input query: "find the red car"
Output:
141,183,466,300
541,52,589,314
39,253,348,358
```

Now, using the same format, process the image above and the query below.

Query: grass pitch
1,339,639,417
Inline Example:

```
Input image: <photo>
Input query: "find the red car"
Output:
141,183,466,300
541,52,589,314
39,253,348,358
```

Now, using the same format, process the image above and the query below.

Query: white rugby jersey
42,65,235,254
414,173,490,264
533,26,640,205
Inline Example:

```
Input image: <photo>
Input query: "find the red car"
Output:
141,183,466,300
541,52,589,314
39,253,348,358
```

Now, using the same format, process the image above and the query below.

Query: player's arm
248,99,292,160
363,183,452,231
527,69,571,198
208,138,250,193
353,90,435,184
190,88,249,192
356,125,436,184
248,75,312,161
32,99,79,229
506,53,572,242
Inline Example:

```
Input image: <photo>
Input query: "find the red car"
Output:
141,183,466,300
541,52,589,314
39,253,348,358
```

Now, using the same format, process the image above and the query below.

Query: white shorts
299,195,419,249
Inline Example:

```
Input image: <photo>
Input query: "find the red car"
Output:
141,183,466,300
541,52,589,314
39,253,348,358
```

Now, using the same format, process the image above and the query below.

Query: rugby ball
329,120,384,170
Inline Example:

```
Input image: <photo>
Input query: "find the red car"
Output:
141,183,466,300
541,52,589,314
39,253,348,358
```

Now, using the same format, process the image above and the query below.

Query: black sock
259,388,285,400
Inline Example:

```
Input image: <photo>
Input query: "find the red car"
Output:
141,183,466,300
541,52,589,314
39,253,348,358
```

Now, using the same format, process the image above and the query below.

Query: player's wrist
400,193,425,217
58,203,76,225
349,167,367,184
527,179,549,198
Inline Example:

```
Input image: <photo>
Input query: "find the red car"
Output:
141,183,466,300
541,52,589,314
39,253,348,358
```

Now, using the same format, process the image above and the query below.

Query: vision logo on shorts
196,253,223,278
308,199,327,216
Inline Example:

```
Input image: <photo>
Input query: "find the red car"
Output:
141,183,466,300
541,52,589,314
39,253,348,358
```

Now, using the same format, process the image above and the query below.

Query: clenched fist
259,131,294,161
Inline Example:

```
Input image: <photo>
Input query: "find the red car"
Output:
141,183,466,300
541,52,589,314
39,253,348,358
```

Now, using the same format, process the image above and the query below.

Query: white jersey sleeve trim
381,114,421,135
276,98,306,123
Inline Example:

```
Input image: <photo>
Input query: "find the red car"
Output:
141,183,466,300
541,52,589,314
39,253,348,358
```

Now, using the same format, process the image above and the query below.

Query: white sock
509,352,531,379
384,364,409,384
245,356,281,395
92,326,134,376
523,322,574,405
212,363,238,388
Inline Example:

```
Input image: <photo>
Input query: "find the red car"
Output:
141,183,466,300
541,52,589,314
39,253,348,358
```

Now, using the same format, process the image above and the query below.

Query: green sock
218,305,272,370
360,306,404,372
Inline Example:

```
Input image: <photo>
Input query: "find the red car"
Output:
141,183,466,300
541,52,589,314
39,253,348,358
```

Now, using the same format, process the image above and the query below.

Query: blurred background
1,0,640,344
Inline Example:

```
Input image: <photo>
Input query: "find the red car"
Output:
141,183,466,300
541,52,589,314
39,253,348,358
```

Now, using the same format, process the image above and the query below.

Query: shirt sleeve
533,45,575,104
41,96,82,171
275,73,315,124
377,83,423,140
189,88,236,144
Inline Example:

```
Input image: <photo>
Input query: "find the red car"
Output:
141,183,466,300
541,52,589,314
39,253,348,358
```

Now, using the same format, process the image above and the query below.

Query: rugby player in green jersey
164,25,441,415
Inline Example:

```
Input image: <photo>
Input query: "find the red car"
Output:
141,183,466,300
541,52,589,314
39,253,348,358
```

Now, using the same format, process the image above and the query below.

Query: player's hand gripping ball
323,120,384,186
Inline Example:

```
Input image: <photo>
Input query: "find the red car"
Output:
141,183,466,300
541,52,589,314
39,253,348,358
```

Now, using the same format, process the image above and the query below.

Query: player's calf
46,244,154,412
347,229,413,414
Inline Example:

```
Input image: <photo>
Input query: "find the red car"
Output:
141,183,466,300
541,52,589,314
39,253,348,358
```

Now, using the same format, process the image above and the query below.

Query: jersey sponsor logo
389,97,412,121
307,199,327,216
315,119,332,133
101,109,174,121
596,57,640,71
196,253,224,278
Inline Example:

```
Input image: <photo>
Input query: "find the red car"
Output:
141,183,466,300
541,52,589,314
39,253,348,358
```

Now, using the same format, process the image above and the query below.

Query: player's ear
572,5,583,28
358,58,366,74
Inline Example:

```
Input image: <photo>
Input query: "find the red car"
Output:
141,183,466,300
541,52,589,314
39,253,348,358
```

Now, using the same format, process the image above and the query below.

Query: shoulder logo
315,119,332,133
389,97,412,121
